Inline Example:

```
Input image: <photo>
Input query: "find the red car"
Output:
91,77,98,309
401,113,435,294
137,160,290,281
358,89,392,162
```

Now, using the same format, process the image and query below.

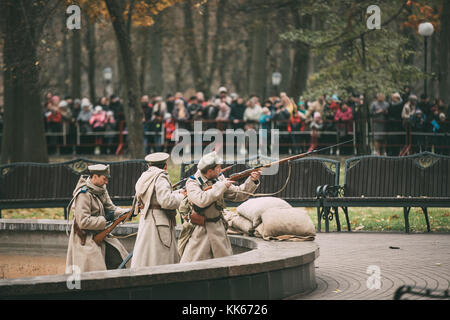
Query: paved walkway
287,233,450,300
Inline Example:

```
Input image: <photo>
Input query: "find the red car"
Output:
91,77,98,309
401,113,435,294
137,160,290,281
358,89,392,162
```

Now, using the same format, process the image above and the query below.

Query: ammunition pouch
73,220,87,246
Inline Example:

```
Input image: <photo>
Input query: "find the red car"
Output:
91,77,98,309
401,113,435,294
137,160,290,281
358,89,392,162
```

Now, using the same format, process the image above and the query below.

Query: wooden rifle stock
176,164,235,191
93,197,136,246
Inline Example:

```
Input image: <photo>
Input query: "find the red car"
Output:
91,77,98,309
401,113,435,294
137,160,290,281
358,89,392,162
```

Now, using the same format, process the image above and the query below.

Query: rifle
173,163,236,190
203,140,353,191
93,197,137,246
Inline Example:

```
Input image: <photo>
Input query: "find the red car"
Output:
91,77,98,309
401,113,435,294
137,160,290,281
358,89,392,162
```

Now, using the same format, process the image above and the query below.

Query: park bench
0,158,148,219
317,152,450,233
180,156,341,227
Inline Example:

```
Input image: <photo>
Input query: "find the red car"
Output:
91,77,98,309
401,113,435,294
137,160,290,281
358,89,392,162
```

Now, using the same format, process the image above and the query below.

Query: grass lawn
3,206,448,233
2,158,448,233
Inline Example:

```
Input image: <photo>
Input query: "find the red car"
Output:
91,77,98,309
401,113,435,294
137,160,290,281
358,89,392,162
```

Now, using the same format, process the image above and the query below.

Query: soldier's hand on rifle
105,210,115,222
250,170,261,181
225,179,237,188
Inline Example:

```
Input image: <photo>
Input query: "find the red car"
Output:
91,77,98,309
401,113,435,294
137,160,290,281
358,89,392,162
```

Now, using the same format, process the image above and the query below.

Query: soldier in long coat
180,151,261,263
131,153,184,268
65,164,129,273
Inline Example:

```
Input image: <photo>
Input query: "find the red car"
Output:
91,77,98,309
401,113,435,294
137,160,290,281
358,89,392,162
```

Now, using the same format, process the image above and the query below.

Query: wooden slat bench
0,159,148,219
318,152,450,233
180,156,341,230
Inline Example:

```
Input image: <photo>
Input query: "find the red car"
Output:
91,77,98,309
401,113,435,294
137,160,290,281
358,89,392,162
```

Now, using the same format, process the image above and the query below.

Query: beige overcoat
180,171,259,263
65,176,129,273
131,167,184,268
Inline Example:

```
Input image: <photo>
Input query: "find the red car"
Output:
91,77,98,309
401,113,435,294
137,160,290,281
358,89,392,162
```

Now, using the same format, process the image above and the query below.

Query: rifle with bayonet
202,140,353,191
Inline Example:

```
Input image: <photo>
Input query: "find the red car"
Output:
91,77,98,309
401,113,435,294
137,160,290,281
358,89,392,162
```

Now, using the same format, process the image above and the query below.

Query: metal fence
0,119,448,156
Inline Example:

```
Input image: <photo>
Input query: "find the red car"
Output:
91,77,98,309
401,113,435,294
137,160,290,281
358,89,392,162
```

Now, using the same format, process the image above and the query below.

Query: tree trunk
290,9,310,98
439,0,449,103
1,0,48,163
62,14,70,95
138,27,150,96
86,21,97,104
276,8,291,95
206,0,227,90
149,16,163,95
201,1,209,70
182,0,207,93
105,0,144,159
248,13,268,99
71,29,82,99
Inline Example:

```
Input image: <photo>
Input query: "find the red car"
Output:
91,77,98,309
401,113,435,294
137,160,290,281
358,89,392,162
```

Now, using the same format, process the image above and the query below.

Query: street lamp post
418,22,434,97
272,72,282,97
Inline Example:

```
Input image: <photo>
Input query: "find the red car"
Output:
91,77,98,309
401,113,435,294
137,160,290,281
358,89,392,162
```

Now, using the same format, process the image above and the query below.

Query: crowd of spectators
43,93,125,155
38,85,449,156
370,87,449,155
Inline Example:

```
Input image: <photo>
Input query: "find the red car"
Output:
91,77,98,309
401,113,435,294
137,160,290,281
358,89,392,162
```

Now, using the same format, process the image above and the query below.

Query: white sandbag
223,209,254,235
231,215,254,235
237,197,292,228
257,207,316,241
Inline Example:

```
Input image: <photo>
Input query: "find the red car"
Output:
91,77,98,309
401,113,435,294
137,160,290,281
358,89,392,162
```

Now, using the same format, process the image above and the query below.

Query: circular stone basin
0,219,319,299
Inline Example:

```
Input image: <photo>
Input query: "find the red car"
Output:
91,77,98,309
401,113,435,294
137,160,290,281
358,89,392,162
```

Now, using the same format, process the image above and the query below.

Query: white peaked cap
197,151,223,170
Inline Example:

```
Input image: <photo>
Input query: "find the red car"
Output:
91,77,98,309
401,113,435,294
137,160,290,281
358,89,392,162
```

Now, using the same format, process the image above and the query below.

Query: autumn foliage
66,0,181,26
404,1,441,32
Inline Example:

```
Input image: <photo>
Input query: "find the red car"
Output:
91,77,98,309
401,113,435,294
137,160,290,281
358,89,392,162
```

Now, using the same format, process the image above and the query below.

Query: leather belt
205,215,223,223
149,204,162,210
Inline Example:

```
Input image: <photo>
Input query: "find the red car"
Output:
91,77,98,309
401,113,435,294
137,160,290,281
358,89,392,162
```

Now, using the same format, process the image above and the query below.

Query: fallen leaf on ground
354,225,364,231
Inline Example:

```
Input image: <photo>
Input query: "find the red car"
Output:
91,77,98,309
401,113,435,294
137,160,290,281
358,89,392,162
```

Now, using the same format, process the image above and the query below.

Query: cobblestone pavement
287,232,450,300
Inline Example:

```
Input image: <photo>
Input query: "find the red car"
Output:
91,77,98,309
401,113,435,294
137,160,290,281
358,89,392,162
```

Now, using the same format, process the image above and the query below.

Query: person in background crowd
401,85,411,103
196,91,207,107
172,98,189,129
104,111,116,155
90,106,107,155
202,101,220,130
258,107,272,155
230,96,246,154
187,95,203,126
218,86,232,105
308,112,323,152
401,94,418,153
99,97,110,112
216,102,230,122
370,93,389,156
322,95,338,155
45,96,62,155
305,95,326,120
109,94,125,123
59,100,73,155
71,98,81,154
289,108,306,154
280,93,296,118
141,95,153,154
166,94,175,115
272,98,291,154
152,96,167,152
409,109,427,153
243,96,262,130
230,95,245,130
387,93,404,156
164,113,176,153
417,94,432,120
334,102,354,155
